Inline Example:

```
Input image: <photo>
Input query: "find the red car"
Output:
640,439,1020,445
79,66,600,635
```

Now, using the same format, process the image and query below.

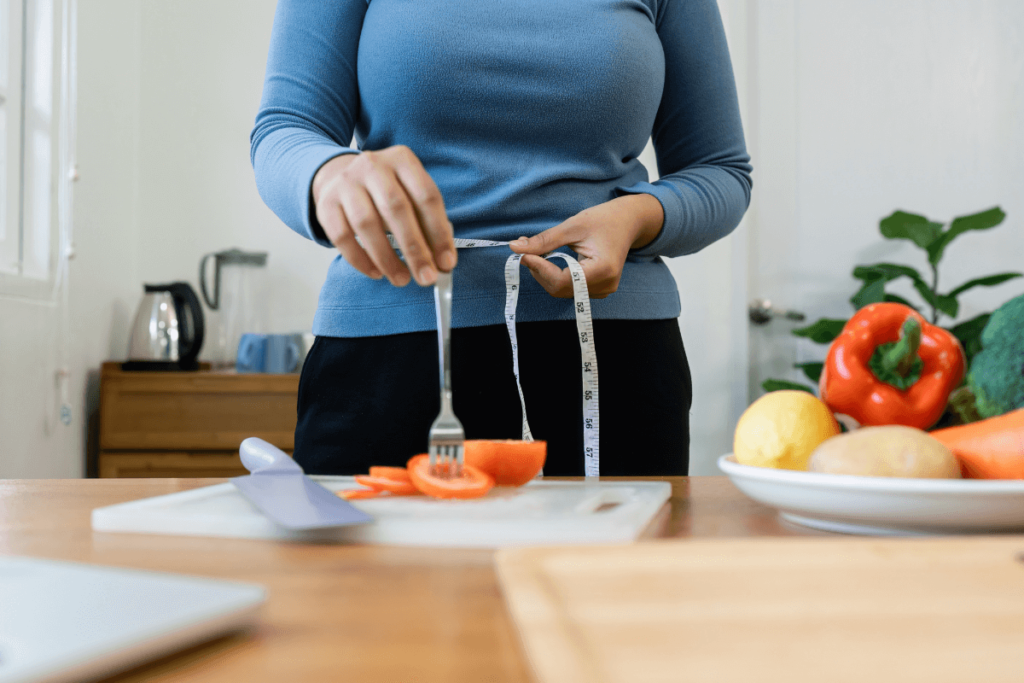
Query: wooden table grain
0,477,826,682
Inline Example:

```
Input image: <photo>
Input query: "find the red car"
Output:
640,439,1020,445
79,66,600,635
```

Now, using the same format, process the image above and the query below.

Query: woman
251,0,752,476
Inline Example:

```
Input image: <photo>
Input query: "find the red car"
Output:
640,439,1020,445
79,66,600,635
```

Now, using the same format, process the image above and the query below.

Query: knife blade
231,437,373,530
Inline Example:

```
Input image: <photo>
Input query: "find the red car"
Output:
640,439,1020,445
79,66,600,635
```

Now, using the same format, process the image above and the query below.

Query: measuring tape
384,235,600,477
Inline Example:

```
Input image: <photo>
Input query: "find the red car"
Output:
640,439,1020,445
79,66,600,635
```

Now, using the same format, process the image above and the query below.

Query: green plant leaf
794,362,824,383
850,263,934,310
926,206,1006,266
946,272,1023,297
882,293,920,310
792,318,847,344
936,295,958,319
879,211,943,249
850,278,887,309
911,280,958,319
761,379,816,394
852,263,924,283
946,313,991,366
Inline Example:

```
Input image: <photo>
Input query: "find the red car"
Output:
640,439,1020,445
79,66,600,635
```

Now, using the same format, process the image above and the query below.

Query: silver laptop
0,556,266,683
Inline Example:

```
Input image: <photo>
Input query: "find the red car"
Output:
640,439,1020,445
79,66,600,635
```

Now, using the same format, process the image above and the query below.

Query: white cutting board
91,478,671,548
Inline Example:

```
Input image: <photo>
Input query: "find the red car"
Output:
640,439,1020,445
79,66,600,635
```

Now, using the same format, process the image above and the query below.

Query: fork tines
428,443,464,479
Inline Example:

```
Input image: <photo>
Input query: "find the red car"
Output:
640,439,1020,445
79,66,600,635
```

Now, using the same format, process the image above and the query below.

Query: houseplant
764,207,1021,417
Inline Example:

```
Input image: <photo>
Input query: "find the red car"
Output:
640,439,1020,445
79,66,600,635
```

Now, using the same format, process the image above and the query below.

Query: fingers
512,219,621,297
521,255,573,298
512,219,584,298
521,253,620,299
316,196,382,280
390,148,457,272
340,185,411,286
359,150,439,285
510,221,582,256
313,146,456,286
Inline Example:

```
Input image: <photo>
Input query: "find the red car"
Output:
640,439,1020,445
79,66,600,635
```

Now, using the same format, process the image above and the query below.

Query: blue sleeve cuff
615,164,751,259
615,180,683,259
251,126,358,248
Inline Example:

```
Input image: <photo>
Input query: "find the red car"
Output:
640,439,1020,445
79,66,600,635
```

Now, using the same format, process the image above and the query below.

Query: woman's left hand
509,193,664,299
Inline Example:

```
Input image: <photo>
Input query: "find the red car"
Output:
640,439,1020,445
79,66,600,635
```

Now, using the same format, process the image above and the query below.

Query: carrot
929,408,1024,479
406,454,494,499
353,475,419,495
368,466,412,483
337,488,384,500
463,439,547,486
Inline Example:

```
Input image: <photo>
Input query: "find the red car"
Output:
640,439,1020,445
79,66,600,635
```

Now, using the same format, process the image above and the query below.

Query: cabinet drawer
98,451,265,478
99,363,299,451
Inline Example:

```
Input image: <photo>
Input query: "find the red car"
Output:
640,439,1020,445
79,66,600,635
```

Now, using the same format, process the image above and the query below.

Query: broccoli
966,292,1024,419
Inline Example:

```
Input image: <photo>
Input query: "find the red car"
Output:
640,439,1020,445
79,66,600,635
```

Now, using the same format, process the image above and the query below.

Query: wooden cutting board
495,537,1024,683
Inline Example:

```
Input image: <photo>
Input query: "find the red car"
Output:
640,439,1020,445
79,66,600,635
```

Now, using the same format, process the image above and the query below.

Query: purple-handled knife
231,438,373,530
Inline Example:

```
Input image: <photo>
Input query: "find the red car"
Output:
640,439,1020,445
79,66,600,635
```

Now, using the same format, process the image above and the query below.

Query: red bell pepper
819,303,965,429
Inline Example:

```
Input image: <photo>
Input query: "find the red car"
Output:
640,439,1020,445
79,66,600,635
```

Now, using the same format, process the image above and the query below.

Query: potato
808,425,961,478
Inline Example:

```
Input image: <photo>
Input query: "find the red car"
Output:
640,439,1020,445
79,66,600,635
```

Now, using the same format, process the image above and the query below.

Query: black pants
294,318,692,476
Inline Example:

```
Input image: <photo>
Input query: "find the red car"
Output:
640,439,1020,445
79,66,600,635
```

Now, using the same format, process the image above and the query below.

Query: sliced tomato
353,475,419,495
406,454,495,499
337,488,384,500
463,439,546,486
368,466,413,483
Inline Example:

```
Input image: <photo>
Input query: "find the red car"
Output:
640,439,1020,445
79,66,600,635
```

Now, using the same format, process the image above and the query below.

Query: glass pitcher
199,249,268,369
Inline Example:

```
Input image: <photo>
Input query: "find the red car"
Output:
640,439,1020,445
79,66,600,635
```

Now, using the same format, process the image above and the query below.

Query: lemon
733,390,840,470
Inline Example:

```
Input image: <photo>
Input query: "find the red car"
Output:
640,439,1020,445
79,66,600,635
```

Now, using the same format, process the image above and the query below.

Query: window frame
0,0,75,301
0,0,25,278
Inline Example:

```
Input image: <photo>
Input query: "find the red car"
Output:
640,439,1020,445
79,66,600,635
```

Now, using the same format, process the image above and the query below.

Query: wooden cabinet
98,362,299,478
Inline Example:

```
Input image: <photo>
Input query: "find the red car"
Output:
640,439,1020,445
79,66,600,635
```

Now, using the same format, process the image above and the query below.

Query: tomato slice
406,455,495,499
463,439,546,486
337,488,384,500
353,475,419,495
368,466,413,483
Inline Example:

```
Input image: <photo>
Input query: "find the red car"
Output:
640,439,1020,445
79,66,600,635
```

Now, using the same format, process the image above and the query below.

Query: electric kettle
199,249,268,368
124,282,205,371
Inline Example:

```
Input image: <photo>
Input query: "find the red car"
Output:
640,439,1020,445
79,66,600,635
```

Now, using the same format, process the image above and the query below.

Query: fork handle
434,271,454,399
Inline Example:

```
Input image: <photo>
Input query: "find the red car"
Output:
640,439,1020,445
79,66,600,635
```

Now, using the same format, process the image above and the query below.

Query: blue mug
237,333,301,373
266,334,301,373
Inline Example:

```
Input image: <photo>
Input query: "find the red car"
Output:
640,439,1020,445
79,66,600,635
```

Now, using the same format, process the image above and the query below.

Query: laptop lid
0,556,266,683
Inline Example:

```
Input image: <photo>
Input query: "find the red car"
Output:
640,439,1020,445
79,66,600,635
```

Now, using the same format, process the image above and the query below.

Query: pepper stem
869,317,924,391
882,317,922,377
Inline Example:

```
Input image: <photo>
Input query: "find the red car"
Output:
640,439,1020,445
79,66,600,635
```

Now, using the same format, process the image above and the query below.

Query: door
671,0,1024,475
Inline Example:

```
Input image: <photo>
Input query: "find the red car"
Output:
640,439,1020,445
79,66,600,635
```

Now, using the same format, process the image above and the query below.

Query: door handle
749,298,806,325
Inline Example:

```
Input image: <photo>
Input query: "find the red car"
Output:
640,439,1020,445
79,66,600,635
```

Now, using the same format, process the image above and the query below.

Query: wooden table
0,477,827,682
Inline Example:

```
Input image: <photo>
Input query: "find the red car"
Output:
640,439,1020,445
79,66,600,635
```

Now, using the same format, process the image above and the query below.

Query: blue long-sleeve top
251,0,752,336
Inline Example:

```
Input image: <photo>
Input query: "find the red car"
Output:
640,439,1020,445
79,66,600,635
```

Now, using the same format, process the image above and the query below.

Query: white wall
0,0,329,478
134,0,333,341
793,0,1024,318
0,0,141,478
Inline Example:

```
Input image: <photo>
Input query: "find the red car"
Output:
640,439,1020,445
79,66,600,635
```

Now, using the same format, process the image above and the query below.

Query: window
0,0,23,276
0,0,75,300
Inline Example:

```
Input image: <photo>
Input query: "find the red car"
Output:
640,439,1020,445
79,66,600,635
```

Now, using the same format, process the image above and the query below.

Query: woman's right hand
311,146,457,287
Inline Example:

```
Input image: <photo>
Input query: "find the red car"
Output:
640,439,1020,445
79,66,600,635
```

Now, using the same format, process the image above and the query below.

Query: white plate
717,454,1024,536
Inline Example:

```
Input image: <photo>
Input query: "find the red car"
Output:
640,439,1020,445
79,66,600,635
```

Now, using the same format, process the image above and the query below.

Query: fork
428,270,465,478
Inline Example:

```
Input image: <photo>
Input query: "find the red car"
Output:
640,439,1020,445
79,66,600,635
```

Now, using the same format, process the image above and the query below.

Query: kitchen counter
0,477,827,682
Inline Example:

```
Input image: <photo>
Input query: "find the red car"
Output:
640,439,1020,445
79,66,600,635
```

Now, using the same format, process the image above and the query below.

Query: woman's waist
313,252,680,336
